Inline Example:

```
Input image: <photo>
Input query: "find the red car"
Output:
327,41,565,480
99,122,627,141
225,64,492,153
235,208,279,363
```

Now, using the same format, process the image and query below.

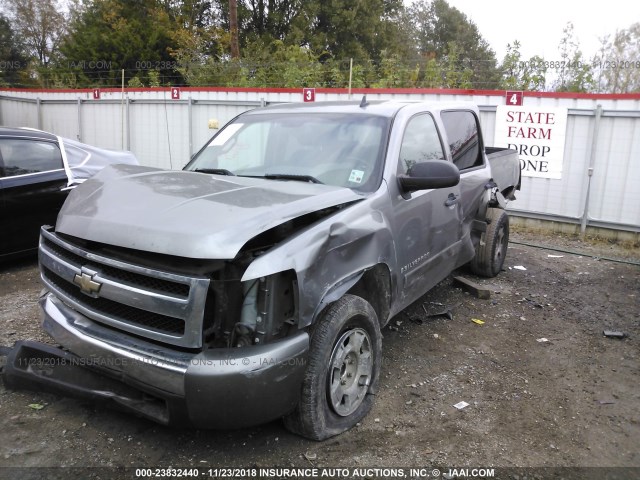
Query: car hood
56,164,364,259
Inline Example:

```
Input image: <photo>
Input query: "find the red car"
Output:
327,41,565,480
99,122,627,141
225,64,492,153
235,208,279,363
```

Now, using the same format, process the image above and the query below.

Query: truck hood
56,164,364,259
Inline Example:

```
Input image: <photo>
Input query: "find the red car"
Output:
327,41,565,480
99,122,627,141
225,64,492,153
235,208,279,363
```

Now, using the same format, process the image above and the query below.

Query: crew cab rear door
388,112,463,306
440,110,490,229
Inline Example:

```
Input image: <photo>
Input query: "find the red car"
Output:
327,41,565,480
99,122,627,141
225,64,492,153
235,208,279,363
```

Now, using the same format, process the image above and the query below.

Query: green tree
0,13,29,85
59,0,179,87
373,50,421,88
241,0,304,41
304,0,406,63
406,0,500,89
166,0,228,84
210,0,407,61
190,0,409,87
593,23,640,93
500,40,547,91
442,41,473,88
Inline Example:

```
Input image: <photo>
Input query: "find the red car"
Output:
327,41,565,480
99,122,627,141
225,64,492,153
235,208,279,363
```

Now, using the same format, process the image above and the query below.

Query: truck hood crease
56,165,364,259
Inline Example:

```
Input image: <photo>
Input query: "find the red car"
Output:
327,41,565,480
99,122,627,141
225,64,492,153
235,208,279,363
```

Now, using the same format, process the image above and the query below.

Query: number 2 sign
506,91,524,106
303,88,315,102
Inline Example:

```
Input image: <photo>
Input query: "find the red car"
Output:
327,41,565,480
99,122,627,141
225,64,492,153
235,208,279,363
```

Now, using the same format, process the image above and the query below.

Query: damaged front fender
242,188,397,329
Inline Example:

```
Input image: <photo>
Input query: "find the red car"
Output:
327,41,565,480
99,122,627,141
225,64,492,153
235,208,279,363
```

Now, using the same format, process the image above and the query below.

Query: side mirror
398,160,460,192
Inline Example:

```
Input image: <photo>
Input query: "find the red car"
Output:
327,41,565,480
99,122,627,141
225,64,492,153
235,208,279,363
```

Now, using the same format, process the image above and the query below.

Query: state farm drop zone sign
494,105,568,179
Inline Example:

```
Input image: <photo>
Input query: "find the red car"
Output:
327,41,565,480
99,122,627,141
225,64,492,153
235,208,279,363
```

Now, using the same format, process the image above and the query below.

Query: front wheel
283,294,382,440
469,207,509,277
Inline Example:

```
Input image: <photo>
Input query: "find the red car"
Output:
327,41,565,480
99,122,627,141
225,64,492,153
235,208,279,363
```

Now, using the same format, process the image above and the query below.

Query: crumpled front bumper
1,293,309,428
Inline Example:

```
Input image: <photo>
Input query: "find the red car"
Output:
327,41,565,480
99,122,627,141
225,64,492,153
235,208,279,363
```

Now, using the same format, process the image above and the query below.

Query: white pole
348,58,353,99
121,69,125,149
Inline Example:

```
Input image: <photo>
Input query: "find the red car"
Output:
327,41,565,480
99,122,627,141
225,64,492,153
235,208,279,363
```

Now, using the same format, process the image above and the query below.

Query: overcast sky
441,0,640,62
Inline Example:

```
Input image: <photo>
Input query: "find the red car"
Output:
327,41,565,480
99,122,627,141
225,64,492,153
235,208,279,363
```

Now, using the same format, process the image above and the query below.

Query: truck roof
247,99,479,118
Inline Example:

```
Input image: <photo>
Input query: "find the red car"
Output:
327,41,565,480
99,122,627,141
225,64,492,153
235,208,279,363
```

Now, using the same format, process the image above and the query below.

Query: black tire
470,207,509,277
283,294,382,440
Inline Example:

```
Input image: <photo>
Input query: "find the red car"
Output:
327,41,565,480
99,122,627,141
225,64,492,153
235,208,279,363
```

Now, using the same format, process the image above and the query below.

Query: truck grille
39,227,210,348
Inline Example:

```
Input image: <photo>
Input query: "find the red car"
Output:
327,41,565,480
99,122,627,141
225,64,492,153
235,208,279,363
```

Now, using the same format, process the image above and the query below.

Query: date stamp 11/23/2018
518,59,640,70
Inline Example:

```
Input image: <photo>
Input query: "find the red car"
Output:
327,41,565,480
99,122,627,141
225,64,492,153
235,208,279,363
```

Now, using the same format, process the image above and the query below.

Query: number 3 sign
303,88,315,102
506,91,523,106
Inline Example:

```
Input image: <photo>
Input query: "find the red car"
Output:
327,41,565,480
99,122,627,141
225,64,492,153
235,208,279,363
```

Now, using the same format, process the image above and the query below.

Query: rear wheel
470,208,509,277
283,294,381,440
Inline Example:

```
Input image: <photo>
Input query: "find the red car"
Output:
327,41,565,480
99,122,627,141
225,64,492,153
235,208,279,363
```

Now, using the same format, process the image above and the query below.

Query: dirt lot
0,229,639,478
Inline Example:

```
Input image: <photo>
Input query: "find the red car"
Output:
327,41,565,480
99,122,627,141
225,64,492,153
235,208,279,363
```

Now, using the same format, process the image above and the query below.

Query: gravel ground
0,229,638,480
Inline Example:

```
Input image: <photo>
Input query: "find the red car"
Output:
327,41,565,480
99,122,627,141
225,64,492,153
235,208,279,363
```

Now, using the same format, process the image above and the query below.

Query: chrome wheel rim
494,225,507,267
328,327,373,416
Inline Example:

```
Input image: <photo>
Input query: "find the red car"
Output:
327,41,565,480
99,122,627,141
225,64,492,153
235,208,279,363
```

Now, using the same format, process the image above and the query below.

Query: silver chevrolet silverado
2,100,520,440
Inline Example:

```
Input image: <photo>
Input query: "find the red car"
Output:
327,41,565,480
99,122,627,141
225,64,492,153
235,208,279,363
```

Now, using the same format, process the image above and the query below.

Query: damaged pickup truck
2,100,520,440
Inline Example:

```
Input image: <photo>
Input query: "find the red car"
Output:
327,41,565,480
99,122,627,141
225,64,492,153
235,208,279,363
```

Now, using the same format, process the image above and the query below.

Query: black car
0,127,138,259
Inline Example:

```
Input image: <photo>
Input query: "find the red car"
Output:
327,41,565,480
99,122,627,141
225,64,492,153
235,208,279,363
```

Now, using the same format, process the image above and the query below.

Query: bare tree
593,23,640,93
229,0,240,59
553,22,594,92
2,0,67,67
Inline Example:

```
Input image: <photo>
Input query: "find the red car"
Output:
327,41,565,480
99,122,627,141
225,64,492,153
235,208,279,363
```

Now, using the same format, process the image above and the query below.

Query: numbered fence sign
171,87,181,100
303,88,316,102
92,89,100,100
506,91,524,106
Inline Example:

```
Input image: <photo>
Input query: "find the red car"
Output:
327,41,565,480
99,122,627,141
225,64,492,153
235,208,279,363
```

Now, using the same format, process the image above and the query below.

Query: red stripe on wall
1,87,639,100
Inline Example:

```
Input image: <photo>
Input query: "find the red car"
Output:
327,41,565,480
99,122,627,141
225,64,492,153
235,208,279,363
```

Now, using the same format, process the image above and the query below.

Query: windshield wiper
263,173,323,184
194,168,235,176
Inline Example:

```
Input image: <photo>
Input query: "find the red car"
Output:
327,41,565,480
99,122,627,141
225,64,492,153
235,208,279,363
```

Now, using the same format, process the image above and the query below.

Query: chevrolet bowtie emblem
73,268,102,295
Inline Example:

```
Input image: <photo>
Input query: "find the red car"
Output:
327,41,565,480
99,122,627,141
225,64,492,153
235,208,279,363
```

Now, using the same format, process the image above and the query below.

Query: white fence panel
1,88,639,232
129,99,191,170
79,101,126,149
1,98,38,127
588,115,640,225
506,113,593,220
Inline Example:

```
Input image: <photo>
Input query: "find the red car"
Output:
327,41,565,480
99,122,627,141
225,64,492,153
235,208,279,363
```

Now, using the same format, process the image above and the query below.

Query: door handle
444,193,459,207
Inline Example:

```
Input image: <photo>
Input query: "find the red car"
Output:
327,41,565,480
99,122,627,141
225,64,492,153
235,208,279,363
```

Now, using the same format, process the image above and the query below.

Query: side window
0,139,63,178
440,111,482,171
398,114,445,175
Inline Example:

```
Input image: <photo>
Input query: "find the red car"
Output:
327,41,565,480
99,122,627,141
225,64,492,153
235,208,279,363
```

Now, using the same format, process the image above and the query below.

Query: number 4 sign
506,91,524,106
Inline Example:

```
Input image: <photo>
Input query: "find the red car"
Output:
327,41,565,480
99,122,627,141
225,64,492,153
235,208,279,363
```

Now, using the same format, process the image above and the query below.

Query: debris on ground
453,276,491,299
1,230,638,469
407,303,454,324
520,297,544,308
471,318,485,325
453,401,470,410
603,330,628,339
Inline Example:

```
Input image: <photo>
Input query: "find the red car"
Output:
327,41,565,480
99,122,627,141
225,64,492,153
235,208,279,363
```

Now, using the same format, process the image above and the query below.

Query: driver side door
390,113,463,306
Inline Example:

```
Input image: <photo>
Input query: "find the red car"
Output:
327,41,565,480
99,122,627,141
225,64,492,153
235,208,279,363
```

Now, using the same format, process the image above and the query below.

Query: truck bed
486,147,521,199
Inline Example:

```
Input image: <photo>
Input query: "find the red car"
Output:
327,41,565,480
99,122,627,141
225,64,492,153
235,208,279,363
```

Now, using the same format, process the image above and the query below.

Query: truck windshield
185,113,389,192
